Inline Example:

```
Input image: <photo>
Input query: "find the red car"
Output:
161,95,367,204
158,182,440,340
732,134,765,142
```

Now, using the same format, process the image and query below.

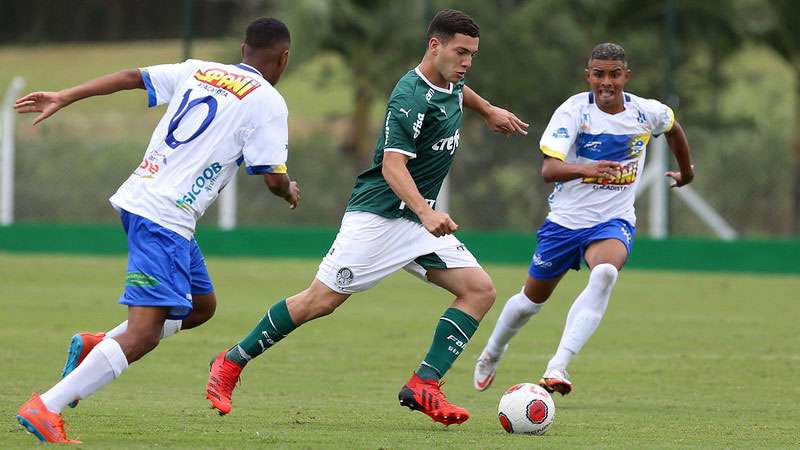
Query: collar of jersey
414,66,453,94
236,63,264,78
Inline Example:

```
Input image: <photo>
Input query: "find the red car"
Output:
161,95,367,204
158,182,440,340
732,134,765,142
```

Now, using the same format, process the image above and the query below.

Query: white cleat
538,367,573,396
473,347,505,391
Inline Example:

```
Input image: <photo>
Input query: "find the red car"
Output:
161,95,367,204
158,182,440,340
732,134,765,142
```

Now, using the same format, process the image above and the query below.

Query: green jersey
345,67,465,222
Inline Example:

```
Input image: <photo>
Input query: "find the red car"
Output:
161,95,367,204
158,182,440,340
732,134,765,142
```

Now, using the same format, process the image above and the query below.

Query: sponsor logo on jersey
412,112,425,139
425,88,434,103
636,111,647,124
193,68,260,99
582,160,638,186
552,127,570,139
175,162,224,210
432,129,460,155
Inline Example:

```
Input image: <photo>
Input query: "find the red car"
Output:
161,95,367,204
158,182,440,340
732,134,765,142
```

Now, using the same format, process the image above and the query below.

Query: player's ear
241,42,246,59
280,49,290,69
429,37,441,56
584,67,590,83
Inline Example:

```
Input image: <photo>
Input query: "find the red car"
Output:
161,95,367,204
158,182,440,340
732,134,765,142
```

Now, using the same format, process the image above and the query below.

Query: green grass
1,252,798,448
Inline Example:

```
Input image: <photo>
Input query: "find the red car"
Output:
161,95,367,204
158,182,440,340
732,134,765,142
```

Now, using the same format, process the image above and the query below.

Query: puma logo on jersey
399,107,412,117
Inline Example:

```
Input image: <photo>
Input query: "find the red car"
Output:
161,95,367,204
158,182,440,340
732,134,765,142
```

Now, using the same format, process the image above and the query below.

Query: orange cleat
538,368,573,396
398,373,470,426
16,394,81,444
61,332,106,408
206,351,242,415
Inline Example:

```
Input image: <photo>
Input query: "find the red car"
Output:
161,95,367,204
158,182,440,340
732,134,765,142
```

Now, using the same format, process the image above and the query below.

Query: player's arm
663,120,694,187
382,152,457,237
263,173,300,209
14,69,145,125
462,85,528,136
540,155,622,183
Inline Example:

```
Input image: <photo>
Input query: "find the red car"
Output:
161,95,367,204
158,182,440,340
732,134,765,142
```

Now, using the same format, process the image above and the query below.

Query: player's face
433,33,479,83
585,59,630,112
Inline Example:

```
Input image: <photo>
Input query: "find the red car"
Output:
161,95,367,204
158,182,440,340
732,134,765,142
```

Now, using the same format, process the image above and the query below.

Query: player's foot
398,373,470,426
473,346,505,391
206,351,242,416
16,393,81,444
538,367,573,396
61,331,106,408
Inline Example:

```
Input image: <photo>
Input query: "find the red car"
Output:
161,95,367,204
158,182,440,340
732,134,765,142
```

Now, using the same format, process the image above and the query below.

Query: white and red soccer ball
497,382,555,435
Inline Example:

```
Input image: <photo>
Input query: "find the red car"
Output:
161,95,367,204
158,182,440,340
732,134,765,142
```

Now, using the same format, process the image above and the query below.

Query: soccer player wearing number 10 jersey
13,18,300,444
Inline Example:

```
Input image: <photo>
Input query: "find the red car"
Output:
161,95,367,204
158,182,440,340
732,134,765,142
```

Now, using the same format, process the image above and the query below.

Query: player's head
241,18,291,85
585,43,631,112
425,9,480,83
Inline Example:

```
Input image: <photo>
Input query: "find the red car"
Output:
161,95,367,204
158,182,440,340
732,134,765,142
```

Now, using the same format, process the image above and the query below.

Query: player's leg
474,274,563,390
207,278,351,415
474,219,581,390
397,265,493,425
17,306,167,444
542,220,633,395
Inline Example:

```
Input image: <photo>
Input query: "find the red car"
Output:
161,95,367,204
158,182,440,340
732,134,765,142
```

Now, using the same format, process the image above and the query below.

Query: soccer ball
497,383,555,435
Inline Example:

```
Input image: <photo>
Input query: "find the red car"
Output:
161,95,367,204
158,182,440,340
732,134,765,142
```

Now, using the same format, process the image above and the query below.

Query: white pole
218,171,237,230
648,135,668,239
1,76,25,226
673,186,738,240
436,174,450,213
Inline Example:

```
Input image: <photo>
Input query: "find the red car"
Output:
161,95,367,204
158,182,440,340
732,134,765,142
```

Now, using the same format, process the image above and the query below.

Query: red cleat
61,332,106,408
206,351,242,415
16,394,81,444
398,373,470,426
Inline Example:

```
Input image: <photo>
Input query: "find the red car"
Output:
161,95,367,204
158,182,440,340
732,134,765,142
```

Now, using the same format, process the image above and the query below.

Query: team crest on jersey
336,267,354,287
193,68,260,99
628,133,650,159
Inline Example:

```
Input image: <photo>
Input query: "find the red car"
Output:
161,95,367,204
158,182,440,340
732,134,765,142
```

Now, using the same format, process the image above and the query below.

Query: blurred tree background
0,0,797,237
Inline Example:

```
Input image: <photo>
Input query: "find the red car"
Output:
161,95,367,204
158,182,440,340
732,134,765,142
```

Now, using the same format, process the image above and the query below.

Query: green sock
226,299,296,367
416,307,479,381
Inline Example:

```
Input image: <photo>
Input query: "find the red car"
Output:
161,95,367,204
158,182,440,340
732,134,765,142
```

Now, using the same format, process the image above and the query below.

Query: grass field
1,252,799,448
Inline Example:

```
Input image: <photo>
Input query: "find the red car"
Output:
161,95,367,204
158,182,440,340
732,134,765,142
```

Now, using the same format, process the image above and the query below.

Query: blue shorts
527,218,635,280
119,210,213,320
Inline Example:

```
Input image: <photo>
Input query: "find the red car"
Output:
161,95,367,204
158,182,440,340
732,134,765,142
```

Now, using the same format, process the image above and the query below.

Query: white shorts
316,211,481,294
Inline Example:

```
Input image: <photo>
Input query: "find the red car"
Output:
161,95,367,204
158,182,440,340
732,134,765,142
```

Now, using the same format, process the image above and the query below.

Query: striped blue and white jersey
538,91,674,229
109,59,288,239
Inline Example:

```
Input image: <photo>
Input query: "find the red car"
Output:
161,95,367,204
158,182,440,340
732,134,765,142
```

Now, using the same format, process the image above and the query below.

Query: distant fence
1,224,798,274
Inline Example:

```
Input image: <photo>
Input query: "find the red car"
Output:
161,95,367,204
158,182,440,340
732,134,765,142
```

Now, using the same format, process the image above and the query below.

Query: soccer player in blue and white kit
473,43,695,395
13,18,300,444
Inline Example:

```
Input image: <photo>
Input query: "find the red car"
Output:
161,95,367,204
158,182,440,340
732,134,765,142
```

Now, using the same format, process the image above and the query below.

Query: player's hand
483,106,529,136
583,160,623,179
666,165,694,188
14,91,68,125
284,181,300,209
420,209,458,237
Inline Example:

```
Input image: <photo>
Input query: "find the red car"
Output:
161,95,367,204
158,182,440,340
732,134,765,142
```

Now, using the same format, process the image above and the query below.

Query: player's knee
590,263,619,290
469,280,496,312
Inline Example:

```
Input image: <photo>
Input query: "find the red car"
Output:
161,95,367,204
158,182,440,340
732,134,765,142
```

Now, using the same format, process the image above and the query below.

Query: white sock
105,319,182,340
547,263,618,371
485,288,545,356
40,339,129,413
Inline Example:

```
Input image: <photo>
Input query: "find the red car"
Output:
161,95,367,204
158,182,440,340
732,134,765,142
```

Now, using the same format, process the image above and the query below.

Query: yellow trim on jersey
664,107,676,133
271,164,288,174
540,146,566,161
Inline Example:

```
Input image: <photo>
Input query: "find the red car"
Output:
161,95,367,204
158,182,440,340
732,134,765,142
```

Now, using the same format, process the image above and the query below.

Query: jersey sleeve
138,59,199,108
382,93,425,159
538,101,578,161
642,98,675,136
241,96,289,175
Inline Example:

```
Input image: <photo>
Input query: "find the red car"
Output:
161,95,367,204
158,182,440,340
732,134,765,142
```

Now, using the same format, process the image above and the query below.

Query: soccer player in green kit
206,9,528,425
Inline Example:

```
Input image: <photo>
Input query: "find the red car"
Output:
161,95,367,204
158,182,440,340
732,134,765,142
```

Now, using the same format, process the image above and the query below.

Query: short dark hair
589,43,627,65
245,18,290,48
426,9,479,44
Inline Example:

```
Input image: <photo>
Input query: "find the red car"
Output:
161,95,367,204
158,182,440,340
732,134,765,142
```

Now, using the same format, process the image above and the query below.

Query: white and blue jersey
539,91,674,229
109,59,289,240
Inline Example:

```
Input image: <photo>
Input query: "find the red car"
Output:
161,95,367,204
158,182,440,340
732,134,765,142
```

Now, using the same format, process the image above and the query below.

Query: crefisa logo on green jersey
432,129,460,155
175,162,223,210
